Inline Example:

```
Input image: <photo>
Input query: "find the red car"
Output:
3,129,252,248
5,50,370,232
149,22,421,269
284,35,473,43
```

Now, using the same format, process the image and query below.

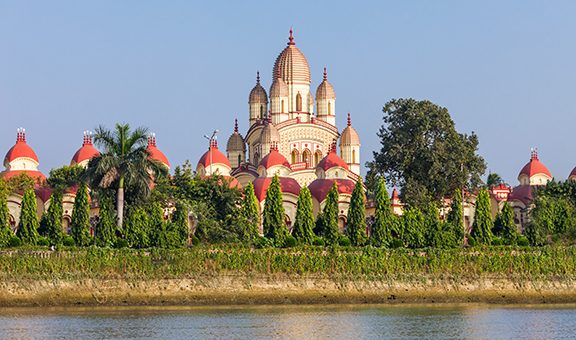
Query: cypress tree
401,207,426,248
370,178,394,247
0,181,12,247
262,175,288,246
319,182,340,246
240,182,260,242
471,188,493,245
17,188,40,245
149,202,168,248
94,197,116,247
346,180,366,246
447,189,464,245
292,186,315,245
43,191,64,245
493,201,518,244
124,206,150,248
169,201,189,246
70,183,92,246
423,202,445,248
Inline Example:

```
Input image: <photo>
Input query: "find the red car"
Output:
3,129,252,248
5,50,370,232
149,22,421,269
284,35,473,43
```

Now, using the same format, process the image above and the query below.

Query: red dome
508,185,534,205
308,178,355,202
198,141,231,168
1,170,46,182
4,130,39,165
259,147,290,169
570,167,576,179
317,148,348,171
252,176,301,202
146,135,170,167
519,150,551,179
71,134,100,166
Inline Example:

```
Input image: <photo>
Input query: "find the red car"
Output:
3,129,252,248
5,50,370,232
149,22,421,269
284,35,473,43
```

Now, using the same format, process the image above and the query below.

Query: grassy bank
2,246,576,306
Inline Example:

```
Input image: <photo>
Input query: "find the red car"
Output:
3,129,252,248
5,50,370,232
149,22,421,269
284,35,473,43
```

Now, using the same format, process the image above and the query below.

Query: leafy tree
400,207,426,248
94,196,116,247
0,180,13,247
169,201,190,246
317,183,341,246
6,173,35,193
148,202,168,247
367,98,486,208
292,187,315,245
124,206,150,248
262,176,288,246
346,180,367,246
70,182,92,246
47,165,85,191
423,202,443,247
17,188,40,245
447,189,464,246
486,173,503,188
41,191,64,245
370,178,396,247
471,189,493,245
84,123,167,228
493,201,518,244
240,182,260,242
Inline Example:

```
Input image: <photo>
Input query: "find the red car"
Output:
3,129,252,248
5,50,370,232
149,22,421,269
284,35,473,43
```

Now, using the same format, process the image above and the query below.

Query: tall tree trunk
116,176,125,228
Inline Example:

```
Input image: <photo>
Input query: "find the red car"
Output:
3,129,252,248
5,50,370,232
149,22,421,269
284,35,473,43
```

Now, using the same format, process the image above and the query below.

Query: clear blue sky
1,1,575,185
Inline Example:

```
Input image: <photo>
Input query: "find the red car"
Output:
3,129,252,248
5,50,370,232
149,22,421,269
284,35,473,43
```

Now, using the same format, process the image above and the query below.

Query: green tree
447,189,464,246
84,123,167,228
17,188,40,245
124,206,150,248
471,189,493,245
423,202,443,248
47,165,85,191
169,201,189,246
240,182,261,242
70,183,92,246
370,178,395,247
94,196,116,247
486,173,503,188
346,180,367,246
0,180,13,247
41,191,64,245
401,207,426,248
262,175,288,246
317,183,340,246
148,202,168,248
493,201,518,244
292,187,315,245
367,98,486,208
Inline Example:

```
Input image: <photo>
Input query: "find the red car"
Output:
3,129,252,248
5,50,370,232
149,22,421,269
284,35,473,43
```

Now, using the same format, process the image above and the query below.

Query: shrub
254,236,274,249
312,237,325,246
338,235,352,247
8,236,21,247
283,235,297,248
37,236,50,247
517,236,530,247
491,236,503,246
62,236,75,247
114,239,129,248
191,235,201,246
390,238,404,248
467,235,478,247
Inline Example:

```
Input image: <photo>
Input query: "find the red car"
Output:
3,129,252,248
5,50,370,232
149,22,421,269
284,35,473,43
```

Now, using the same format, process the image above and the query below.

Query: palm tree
84,123,167,227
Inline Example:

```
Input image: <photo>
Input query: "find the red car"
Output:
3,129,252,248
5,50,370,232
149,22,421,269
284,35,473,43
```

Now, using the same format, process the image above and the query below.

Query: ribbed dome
198,141,231,168
253,176,301,202
259,120,280,145
316,68,336,100
226,120,246,152
259,147,290,170
518,150,551,180
317,145,349,171
270,75,288,97
4,129,39,167
249,72,268,104
272,29,311,85
71,133,100,166
340,113,360,146
147,135,170,168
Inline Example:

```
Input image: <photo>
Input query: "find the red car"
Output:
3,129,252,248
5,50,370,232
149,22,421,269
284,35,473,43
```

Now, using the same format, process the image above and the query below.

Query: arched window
328,102,331,115
237,154,241,166
254,152,260,165
281,100,285,113
291,150,299,164
296,93,302,111
314,151,322,166
302,149,311,167
352,149,356,164
260,105,264,118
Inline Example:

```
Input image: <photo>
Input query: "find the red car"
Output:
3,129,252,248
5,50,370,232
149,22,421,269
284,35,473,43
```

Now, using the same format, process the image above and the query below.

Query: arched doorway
291,149,299,164
314,151,322,166
302,149,311,167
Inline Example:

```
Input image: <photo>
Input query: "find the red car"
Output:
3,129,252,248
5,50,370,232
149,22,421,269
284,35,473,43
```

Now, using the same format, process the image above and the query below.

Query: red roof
519,150,551,178
0,170,46,182
308,178,355,202
71,135,100,165
259,148,290,169
507,185,534,205
570,166,576,179
4,131,39,164
147,135,170,167
317,148,348,171
252,177,301,202
197,141,231,168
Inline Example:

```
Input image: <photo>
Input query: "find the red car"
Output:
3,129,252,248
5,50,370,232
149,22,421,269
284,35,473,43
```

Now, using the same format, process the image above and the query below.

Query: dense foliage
292,187,315,245
70,183,92,246
40,191,64,245
16,188,40,245
262,176,288,246
471,189,493,245
0,180,12,247
346,180,366,246
316,183,340,245
370,178,395,247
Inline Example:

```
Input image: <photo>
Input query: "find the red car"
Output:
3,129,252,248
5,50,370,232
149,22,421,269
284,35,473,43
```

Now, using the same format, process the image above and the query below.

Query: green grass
1,245,576,282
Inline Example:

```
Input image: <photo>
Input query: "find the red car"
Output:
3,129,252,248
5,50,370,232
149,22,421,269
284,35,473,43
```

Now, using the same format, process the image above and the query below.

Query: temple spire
347,112,351,127
234,118,239,133
288,28,295,46
256,71,260,85
323,66,327,81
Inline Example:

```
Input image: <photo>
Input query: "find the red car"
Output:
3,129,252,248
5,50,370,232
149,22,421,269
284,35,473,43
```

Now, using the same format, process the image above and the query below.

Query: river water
0,304,574,339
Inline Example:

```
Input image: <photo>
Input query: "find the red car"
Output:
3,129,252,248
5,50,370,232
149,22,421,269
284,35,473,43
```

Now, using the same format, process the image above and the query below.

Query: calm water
0,304,574,339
